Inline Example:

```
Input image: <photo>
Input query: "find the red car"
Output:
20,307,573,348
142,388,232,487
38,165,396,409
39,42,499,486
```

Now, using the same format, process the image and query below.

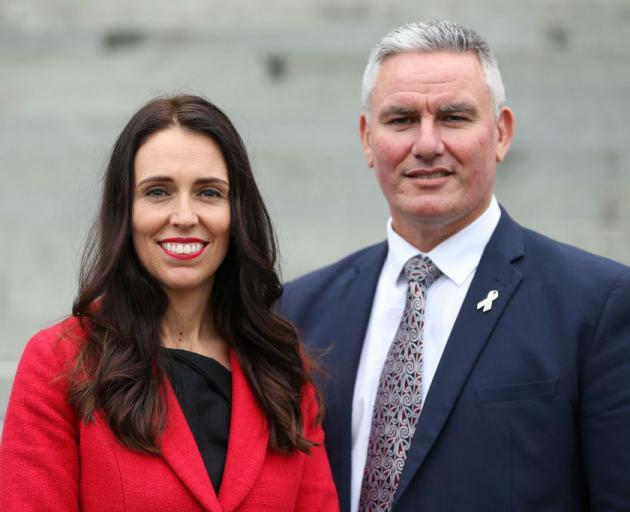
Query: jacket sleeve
0,329,81,512
580,268,630,510
294,384,340,511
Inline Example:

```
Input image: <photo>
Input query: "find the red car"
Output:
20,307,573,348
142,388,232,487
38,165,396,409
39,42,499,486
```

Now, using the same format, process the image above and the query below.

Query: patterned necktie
358,255,441,512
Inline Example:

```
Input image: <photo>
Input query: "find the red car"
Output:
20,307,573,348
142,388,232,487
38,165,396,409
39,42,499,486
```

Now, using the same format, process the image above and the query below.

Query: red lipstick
158,238,207,260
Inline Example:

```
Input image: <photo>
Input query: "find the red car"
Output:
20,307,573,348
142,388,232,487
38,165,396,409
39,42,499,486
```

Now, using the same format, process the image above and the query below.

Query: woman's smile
158,237,208,260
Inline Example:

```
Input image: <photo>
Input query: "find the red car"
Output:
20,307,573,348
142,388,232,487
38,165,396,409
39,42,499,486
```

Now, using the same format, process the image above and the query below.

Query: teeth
161,242,204,254
416,172,449,179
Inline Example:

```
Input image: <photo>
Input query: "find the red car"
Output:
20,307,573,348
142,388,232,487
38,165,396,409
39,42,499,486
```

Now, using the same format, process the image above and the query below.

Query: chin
158,272,215,294
403,200,454,221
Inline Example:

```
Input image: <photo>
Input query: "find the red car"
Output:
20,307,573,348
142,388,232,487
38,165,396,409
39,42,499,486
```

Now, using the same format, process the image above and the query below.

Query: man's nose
169,197,198,227
411,120,445,160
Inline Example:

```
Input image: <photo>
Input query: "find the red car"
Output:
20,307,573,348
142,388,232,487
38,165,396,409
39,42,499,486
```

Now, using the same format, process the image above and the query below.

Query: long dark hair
70,95,318,454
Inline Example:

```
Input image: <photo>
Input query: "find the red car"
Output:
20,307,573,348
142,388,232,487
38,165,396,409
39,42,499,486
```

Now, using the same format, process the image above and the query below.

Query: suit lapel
218,350,269,512
325,242,388,409
393,211,525,508
161,380,222,512
322,242,388,510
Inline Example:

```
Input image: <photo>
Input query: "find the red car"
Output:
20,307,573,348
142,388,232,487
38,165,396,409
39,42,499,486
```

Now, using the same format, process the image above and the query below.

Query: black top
166,349,232,495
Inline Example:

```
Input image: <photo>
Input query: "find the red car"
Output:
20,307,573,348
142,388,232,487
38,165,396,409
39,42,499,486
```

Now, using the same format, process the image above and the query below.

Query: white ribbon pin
477,290,499,313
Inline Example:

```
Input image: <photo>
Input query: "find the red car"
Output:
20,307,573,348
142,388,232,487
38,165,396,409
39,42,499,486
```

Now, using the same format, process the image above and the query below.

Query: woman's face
131,126,231,296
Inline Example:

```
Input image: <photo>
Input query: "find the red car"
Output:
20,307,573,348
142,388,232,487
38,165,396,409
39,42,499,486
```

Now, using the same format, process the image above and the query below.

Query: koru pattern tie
359,255,441,512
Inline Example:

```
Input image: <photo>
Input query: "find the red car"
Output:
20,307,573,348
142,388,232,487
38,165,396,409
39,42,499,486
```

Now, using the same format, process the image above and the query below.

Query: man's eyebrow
438,103,479,115
378,105,418,120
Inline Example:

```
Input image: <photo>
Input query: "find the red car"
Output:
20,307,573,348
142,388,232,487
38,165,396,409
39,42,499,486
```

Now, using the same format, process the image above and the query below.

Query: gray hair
361,19,506,118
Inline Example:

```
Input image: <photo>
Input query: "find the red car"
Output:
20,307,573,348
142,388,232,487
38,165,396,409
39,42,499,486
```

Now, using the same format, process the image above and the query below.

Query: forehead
134,127,228,178
370,51,491,112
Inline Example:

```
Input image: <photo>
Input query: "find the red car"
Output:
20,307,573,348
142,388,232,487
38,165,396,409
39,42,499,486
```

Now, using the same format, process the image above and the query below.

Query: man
279,19,630,512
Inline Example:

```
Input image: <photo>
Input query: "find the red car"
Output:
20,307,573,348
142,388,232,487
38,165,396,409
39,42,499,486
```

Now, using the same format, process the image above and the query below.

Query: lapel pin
477,290,499,313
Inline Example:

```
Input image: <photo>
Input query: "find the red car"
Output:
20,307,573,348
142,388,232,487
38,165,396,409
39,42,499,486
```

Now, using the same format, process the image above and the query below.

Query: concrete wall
2,0,629,430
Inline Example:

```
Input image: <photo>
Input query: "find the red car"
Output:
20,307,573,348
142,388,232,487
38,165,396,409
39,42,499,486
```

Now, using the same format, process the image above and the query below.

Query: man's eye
389,117,414,125
443,115,468,122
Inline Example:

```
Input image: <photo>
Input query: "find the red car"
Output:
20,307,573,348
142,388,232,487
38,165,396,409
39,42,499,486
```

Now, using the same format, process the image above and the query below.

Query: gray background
1,0,629,431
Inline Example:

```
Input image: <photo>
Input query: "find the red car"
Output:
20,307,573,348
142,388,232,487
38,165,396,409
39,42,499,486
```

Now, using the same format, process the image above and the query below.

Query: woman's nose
169,198,198,227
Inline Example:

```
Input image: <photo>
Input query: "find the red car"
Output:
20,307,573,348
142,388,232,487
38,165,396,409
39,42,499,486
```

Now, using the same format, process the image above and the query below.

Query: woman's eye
145,188,168,198
199,188,222,199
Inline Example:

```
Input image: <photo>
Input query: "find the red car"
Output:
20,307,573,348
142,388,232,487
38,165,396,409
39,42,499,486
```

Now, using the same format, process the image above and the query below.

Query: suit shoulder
521,227,629,279
279,242,386,323
517,227,630,307
284,242,386,295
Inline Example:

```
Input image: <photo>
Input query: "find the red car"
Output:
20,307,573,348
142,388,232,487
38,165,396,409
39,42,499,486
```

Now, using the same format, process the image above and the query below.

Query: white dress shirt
349,197,501,512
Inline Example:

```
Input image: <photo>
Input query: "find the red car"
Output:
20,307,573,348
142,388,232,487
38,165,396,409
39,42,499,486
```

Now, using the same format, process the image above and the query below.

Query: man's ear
495,107,515,163
359,114,374,168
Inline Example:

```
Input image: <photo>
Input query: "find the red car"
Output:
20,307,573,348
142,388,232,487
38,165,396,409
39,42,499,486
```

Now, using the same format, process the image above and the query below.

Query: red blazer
0,318,339,511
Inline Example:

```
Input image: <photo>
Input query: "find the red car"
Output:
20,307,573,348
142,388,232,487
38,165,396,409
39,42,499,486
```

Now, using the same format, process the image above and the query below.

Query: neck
161,286,230,367
392,220,456,253
392,198,493,253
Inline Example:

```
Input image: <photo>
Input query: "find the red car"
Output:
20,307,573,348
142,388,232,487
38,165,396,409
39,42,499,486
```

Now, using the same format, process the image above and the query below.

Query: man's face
360,51,514,251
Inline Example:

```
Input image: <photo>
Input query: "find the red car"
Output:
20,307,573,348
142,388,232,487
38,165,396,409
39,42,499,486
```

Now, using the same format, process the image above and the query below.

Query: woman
0,95,339,511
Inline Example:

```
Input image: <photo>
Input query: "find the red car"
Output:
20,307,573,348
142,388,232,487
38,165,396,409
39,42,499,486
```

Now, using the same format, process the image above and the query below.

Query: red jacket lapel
161,379,222,512
218,350,269,512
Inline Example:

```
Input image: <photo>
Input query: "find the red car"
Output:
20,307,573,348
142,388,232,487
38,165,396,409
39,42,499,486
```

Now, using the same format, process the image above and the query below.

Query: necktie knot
403,255,441,288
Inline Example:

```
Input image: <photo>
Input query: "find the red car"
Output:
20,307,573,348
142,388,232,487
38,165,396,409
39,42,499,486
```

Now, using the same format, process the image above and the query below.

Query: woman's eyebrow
136,176,229,187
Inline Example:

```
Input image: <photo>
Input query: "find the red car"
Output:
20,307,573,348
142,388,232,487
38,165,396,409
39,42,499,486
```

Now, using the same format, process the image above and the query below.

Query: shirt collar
385,196,501,287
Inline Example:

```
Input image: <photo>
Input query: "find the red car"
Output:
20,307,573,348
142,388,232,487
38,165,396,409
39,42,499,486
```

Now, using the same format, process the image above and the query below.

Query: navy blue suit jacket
280,210,630,511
